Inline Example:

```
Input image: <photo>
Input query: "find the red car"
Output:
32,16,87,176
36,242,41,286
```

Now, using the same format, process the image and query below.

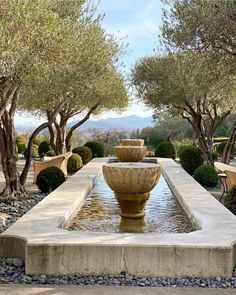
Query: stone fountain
102,139,161,231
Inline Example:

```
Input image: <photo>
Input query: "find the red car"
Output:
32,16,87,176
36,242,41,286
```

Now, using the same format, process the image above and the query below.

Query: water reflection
67,176,196,233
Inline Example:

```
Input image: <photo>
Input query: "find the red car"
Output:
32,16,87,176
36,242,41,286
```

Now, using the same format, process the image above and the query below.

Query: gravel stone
12,258,24,267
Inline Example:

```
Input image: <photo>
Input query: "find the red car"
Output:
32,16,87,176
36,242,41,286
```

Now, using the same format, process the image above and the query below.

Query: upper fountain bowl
121,139,144,146
115,146,147,162
103,162,161,194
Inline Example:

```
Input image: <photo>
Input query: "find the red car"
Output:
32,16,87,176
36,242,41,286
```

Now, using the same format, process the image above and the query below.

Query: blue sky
16,1,163,124
95,0,163,119
98,0,162,71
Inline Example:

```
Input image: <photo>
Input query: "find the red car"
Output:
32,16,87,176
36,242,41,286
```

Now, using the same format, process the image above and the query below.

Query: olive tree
0,0,81,197
31,20,128,155
131,52,236,164
19,1,128,185
161,0,236,163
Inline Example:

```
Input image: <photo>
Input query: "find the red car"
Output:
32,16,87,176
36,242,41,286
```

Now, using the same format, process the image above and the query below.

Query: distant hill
15,115,154,132
68,115,154,130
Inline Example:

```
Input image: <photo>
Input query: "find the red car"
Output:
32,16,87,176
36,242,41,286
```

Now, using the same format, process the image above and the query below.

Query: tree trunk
55,122,67,154
20,110,59,186
0,113,26,199
47,111,58,155
188,112,214,165
65,103,99,151
48,123,58,154
221,119,236,164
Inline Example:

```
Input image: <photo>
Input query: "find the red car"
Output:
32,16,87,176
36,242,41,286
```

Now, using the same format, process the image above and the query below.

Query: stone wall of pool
0,157,236,277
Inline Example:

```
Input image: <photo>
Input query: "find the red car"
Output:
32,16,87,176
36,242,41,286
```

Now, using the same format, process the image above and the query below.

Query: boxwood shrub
179,146,203,175
193,165,219,187
36,166,65,193
38,141,50,156
67,153,83,173
155,141,176,159
84,141,104,158
72,146,92,164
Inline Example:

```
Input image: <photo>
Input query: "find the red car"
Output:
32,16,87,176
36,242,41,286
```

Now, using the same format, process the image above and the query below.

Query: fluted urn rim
115,146,147,150
104,162,159,169
102,162,161,194
121,139,144,146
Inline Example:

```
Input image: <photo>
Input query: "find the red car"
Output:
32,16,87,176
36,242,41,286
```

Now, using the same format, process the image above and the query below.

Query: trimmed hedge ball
67,153,83,173
84,141,104,158
193,164,219,187
155,141,176,159
179,146,203,175
36,166,65,193
72,146,92,164
38,141,50,156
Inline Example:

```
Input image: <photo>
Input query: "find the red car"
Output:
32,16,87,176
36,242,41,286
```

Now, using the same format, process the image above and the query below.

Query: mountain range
15,115,154,132
68,115,154,130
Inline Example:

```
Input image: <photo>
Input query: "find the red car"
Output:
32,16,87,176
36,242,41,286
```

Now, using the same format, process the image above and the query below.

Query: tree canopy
160,0,236,163
0,0,128,197
132,52,236,163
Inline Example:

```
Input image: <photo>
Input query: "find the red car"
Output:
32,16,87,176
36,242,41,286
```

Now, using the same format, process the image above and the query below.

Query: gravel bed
0,258,235,288
0,194,235,288
0,194,45,233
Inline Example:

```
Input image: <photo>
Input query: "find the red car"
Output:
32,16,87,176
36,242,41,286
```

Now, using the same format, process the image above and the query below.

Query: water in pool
67,175,196,233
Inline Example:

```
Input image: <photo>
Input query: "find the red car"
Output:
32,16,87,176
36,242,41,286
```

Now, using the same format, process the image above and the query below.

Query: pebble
216,276,221,282
12,258,24,267
0,193,45,234
0,256,235,288
0,257,236,289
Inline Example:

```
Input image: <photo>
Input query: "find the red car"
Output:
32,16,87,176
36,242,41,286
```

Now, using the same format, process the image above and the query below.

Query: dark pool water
67,176,196,233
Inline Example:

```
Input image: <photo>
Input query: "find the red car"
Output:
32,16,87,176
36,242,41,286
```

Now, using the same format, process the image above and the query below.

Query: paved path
0,285,235,295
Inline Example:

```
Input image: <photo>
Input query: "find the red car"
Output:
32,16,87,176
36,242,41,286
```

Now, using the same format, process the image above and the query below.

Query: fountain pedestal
115,192,150,219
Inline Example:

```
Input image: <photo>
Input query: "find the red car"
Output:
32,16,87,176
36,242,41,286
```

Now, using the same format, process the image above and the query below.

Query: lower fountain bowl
102,162,161,219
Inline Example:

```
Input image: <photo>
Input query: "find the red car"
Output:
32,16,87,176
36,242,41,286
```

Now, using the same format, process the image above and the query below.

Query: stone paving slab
0,285,236,295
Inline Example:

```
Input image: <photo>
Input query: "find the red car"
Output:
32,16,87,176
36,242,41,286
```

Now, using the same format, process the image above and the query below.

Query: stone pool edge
0,157,236,277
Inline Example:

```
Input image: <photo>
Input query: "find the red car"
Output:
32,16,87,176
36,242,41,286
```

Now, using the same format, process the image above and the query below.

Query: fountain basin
102,162,161,219
115,146,147,162
1,158,236,277
121,139,144,146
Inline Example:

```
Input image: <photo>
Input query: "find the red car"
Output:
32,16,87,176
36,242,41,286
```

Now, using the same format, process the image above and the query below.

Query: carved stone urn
115,146,147,162
102,163,161,219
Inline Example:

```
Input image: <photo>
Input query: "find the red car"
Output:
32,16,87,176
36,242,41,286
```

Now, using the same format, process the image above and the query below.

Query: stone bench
214,162,236,198
33,152,72,183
